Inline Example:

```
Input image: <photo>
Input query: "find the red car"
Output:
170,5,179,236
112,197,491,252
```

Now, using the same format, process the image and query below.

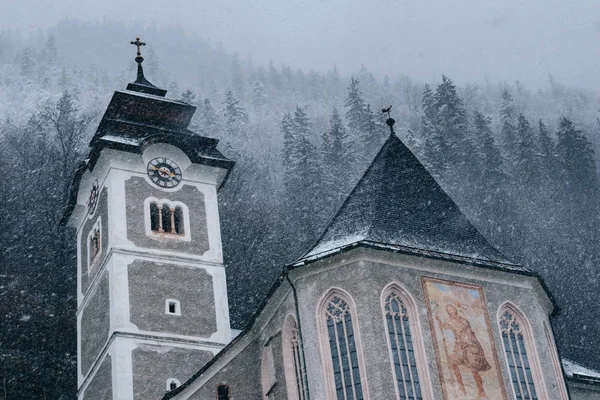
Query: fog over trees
0,20,599,398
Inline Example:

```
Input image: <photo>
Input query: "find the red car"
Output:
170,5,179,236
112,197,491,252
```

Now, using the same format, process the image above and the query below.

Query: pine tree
198,98,220,136
281,106,322,244
500,89,517,164
473,111,505,185
252,79,267,108
432,75,472,172
20,47,35,79
222,90,248,125
538,120,559,181
515,114,540,186
556,117,599,198
181,89,197,104
281,112,295,167
344,77,379,150
321,108,353,205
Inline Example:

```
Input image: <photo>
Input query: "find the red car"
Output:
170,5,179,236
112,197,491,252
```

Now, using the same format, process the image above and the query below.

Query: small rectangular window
217,385,230,400
165,299,181,316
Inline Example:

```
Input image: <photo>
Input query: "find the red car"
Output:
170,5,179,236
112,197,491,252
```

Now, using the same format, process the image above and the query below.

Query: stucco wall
293,255,562,400
187,342,263,400
132,345,213,400
82,354,112,400
80,188,109,294
128,260,217,337
81,271,110,377
124,176,209,255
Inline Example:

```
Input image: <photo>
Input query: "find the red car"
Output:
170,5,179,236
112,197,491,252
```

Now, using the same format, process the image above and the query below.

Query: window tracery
283,315,309,400
384,291,423,399
321,292,365,400
499,307,543,400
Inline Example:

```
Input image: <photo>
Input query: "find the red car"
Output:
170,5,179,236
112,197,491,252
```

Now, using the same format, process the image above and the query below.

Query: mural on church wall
422,277,507,400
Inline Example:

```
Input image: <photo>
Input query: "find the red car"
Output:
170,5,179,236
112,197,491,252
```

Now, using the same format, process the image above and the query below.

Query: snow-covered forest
0,20,599,398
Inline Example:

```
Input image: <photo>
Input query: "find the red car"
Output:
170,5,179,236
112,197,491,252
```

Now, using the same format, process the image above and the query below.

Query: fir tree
181,89,197,104
538,120,559,180
432,75,472,171
515,114,540,186
344,77,379,150
500,89,517,163
321,108,353,205
281,106,322,243
473,111,505,185
222,90,248,125
198,98,220,136
556,117,599,198
252,79,267,108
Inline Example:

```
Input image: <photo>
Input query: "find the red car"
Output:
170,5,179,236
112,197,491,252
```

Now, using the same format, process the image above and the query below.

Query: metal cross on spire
130,37,146,57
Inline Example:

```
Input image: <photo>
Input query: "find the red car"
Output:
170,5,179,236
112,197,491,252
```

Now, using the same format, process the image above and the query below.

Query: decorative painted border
421,276,507,400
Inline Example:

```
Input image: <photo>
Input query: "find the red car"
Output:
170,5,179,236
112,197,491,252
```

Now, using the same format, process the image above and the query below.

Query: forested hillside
0,20,599,398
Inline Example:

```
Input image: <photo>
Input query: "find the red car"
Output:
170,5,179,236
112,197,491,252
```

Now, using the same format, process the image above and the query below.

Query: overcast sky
2,0,599,89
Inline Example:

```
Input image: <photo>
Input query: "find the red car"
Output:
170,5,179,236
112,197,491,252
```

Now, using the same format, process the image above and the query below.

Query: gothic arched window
382,284,431,400
319,289,367,400
282,315,309,400
498,304,546,400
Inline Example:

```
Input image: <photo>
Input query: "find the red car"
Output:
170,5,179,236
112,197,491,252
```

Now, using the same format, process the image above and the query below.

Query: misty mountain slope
0,20,599,398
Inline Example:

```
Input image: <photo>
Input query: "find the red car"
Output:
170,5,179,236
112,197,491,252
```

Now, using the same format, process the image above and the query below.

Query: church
62,41,600,399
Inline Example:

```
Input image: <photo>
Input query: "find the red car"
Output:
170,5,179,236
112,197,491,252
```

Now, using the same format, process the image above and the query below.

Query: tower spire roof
126,37,167,97
295,131,513,267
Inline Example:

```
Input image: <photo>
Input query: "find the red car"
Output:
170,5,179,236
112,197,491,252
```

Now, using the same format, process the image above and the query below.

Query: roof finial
130,37,146,61
381,105,395,135
126,37,167,97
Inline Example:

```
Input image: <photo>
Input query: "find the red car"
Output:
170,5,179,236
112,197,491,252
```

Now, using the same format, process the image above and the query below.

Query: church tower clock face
147,157,182,188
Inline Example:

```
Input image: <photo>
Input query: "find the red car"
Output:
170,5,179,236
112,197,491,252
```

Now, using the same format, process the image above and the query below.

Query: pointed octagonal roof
296,132,513,266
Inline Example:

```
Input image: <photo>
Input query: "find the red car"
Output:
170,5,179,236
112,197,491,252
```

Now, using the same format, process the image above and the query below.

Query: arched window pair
317,286,432,400
150,201,184,235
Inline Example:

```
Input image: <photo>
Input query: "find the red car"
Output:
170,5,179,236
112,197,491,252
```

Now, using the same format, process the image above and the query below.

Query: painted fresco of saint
436,304,490,399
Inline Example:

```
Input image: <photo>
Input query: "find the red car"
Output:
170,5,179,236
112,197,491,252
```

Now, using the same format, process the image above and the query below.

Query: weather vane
130,37,146,58
381,105,395,135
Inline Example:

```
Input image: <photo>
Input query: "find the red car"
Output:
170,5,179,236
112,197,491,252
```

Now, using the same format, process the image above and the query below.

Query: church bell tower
63,38,234,400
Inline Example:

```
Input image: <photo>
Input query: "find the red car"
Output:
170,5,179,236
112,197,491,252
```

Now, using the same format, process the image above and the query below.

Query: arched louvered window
282,315,309,400
498,304,546,400
383,290,423,399
319,290,367,400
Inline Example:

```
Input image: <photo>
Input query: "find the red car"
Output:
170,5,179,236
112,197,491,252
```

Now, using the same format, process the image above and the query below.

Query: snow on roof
100,134,142,146
116,89,188,105
298,133,512,266
562,358,600,382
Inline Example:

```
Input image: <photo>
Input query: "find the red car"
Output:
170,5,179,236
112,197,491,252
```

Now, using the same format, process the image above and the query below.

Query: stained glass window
499,311,539,400
384,292,423,400
324,295,364,400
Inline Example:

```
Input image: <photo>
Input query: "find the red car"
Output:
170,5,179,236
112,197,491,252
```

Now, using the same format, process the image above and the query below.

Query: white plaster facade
70,142,232,399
